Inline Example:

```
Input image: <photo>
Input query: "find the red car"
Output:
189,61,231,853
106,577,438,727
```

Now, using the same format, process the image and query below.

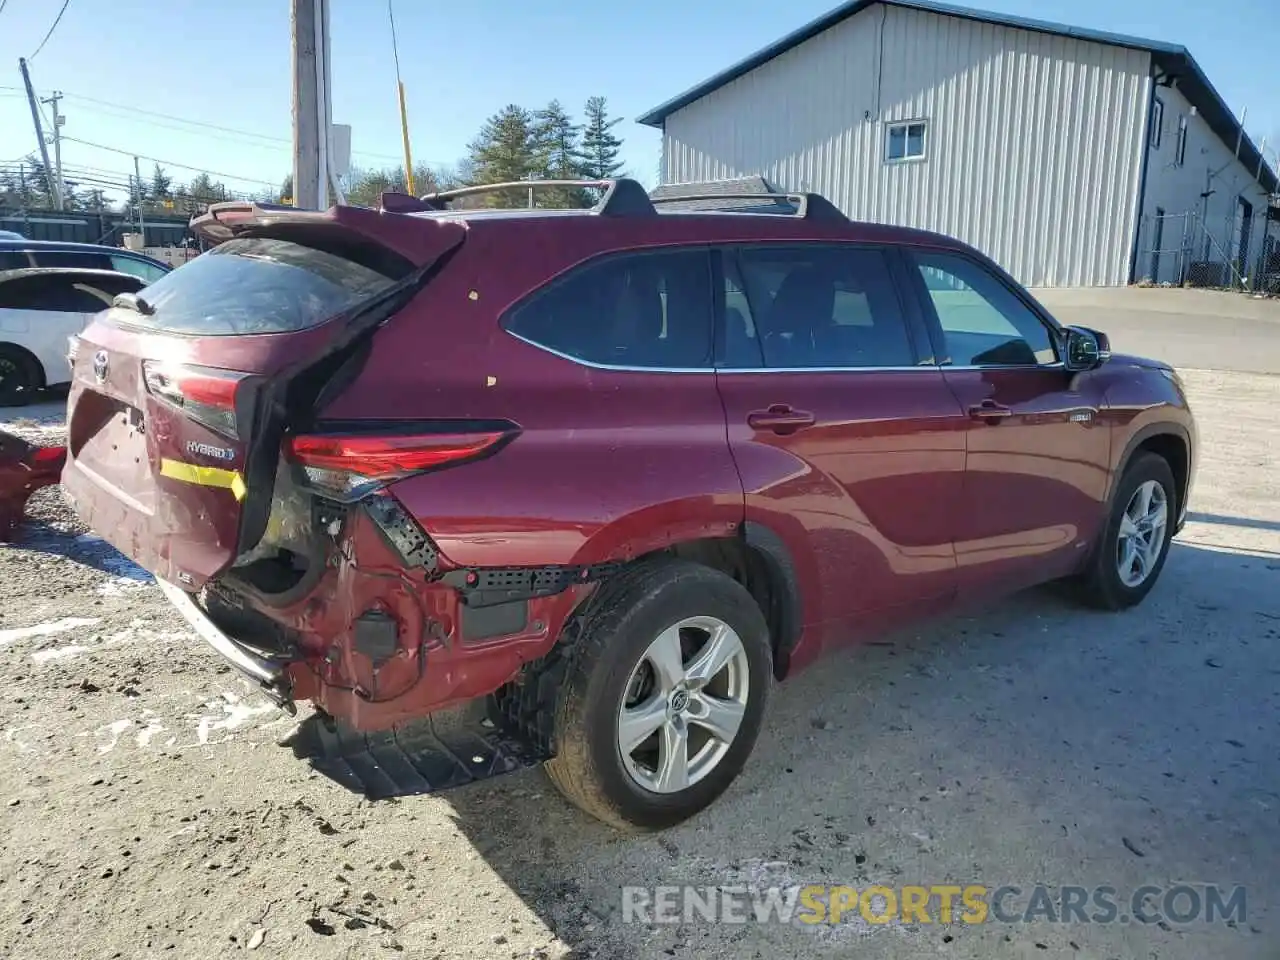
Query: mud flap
286,699,548,800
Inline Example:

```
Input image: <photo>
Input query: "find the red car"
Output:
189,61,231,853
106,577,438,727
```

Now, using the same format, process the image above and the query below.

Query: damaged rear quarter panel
318,221,747,571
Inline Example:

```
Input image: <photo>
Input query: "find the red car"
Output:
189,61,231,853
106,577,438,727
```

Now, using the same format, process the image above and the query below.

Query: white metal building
638,0,1278,288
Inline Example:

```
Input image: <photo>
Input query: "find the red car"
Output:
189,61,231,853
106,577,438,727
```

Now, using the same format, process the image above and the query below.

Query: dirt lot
2,365,1277,960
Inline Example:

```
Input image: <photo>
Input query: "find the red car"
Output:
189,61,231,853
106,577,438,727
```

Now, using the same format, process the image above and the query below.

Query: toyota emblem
92,350,109,383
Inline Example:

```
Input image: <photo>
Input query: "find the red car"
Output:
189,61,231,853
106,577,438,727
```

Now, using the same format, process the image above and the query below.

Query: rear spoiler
191,202,466,266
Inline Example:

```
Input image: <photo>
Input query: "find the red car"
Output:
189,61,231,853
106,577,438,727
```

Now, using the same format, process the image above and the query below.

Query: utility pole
42,90,66,211
291,0,333,209
134,156,146,248
18,57,62,210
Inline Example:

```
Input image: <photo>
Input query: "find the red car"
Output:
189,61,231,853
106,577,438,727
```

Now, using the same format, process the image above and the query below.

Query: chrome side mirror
1064,326,1110,372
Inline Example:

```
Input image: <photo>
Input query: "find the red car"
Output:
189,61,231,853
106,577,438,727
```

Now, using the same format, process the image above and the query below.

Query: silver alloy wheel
616,615,750,794
1117,479,1169,588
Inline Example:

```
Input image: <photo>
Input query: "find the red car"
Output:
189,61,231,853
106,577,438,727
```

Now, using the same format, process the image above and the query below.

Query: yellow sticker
160,458,247,502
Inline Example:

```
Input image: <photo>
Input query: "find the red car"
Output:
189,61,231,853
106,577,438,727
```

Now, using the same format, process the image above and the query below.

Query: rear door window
504,248,714,368
729,244,916,368
33,250,113,271
110,254,169,284
111,237,400,336
0,273,124,313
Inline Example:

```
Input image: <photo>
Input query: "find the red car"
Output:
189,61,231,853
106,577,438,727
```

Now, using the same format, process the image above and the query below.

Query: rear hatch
62,202,465,588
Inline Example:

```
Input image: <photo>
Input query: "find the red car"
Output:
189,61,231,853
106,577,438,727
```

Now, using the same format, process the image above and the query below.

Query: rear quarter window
115,237,397,335
504,248,714,368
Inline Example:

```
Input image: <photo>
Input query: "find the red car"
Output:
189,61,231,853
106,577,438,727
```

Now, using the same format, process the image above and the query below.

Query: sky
0,0,1276,203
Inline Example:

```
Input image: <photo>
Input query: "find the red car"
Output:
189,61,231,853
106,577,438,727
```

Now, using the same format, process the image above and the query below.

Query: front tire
1076,452,1176,610
0,345,41,407
544,559,772,831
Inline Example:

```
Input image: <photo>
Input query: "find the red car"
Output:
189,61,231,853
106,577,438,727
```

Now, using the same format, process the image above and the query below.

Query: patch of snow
96,718,134,754
29,621,154,663
189,691,280,746
0,617,100,647
96,576,154,597
31,644,93,663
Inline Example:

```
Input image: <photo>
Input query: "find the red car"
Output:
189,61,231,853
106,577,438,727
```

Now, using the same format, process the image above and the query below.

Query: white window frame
885,120,928,164
1150,98,1164,150
1175,115,1189,167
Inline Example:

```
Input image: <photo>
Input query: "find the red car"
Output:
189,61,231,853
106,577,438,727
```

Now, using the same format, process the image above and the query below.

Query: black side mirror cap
1063,326,1110,372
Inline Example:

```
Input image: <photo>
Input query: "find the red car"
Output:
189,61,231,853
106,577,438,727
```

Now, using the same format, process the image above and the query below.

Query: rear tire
544,559,772,831
0,345,41,407
1075,452,1176,610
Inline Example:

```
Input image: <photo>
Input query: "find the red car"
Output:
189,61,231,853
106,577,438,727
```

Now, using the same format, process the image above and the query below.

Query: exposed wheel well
659,535,795,679
1132,432,1188,516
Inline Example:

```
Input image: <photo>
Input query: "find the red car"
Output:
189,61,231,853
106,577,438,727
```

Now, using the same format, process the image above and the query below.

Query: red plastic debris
0,429,67,542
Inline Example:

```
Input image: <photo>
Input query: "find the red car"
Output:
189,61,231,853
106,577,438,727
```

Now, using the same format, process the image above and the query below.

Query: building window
886,120,927,162
1175,115,1188,166
1150,98,1164,149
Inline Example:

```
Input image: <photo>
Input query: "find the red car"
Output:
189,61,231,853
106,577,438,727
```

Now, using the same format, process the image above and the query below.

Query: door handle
747,405,816,433
968,400,1013,421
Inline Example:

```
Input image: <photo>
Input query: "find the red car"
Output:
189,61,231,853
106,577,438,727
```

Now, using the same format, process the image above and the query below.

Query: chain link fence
1138,207,1280,292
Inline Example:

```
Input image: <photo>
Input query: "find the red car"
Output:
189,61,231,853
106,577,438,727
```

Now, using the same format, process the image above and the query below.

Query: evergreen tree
0,158,40,208
12,155,56,207
466,104,536,207
531,100,589,207
580,96,624,181
151,164,173,200
279,173,294,203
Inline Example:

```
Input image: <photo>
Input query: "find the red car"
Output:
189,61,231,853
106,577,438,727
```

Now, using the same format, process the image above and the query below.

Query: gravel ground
1,370,1277,960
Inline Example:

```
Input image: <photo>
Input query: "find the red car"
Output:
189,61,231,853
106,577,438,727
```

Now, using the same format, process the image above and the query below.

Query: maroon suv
62,179,1195,830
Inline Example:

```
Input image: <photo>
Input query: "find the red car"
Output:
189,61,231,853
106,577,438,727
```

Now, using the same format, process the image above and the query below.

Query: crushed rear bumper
156,577,296,712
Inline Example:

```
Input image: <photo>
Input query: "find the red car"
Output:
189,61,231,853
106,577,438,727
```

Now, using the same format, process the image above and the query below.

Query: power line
58,136,278,187
56,92,436,165
29,0,73,60
61,92,295,146
5,85,446,168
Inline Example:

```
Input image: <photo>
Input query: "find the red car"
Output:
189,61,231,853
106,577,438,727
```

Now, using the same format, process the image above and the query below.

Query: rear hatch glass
120,236,397,336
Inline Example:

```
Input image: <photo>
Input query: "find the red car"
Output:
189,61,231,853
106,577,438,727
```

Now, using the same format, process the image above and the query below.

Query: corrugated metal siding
1135,83,1269,285
662,4,1152,286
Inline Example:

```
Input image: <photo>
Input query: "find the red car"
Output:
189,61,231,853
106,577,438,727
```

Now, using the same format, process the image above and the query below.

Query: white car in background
0,267,148,406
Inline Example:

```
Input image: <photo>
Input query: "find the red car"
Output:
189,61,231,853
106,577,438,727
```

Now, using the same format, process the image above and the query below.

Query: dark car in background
61,179,1195,830
0,239,171,285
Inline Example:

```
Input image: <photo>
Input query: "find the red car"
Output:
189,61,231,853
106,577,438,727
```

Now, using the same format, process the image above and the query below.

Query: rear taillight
142,362,247,439
286,430,509,501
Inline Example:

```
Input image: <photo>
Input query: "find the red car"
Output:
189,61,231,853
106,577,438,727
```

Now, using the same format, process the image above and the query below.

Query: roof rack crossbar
650,191,849,222
415,177,655,216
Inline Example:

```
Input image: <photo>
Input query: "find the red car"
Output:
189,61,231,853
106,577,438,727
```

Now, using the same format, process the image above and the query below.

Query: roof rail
413,178,655,216
650,190,848,222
